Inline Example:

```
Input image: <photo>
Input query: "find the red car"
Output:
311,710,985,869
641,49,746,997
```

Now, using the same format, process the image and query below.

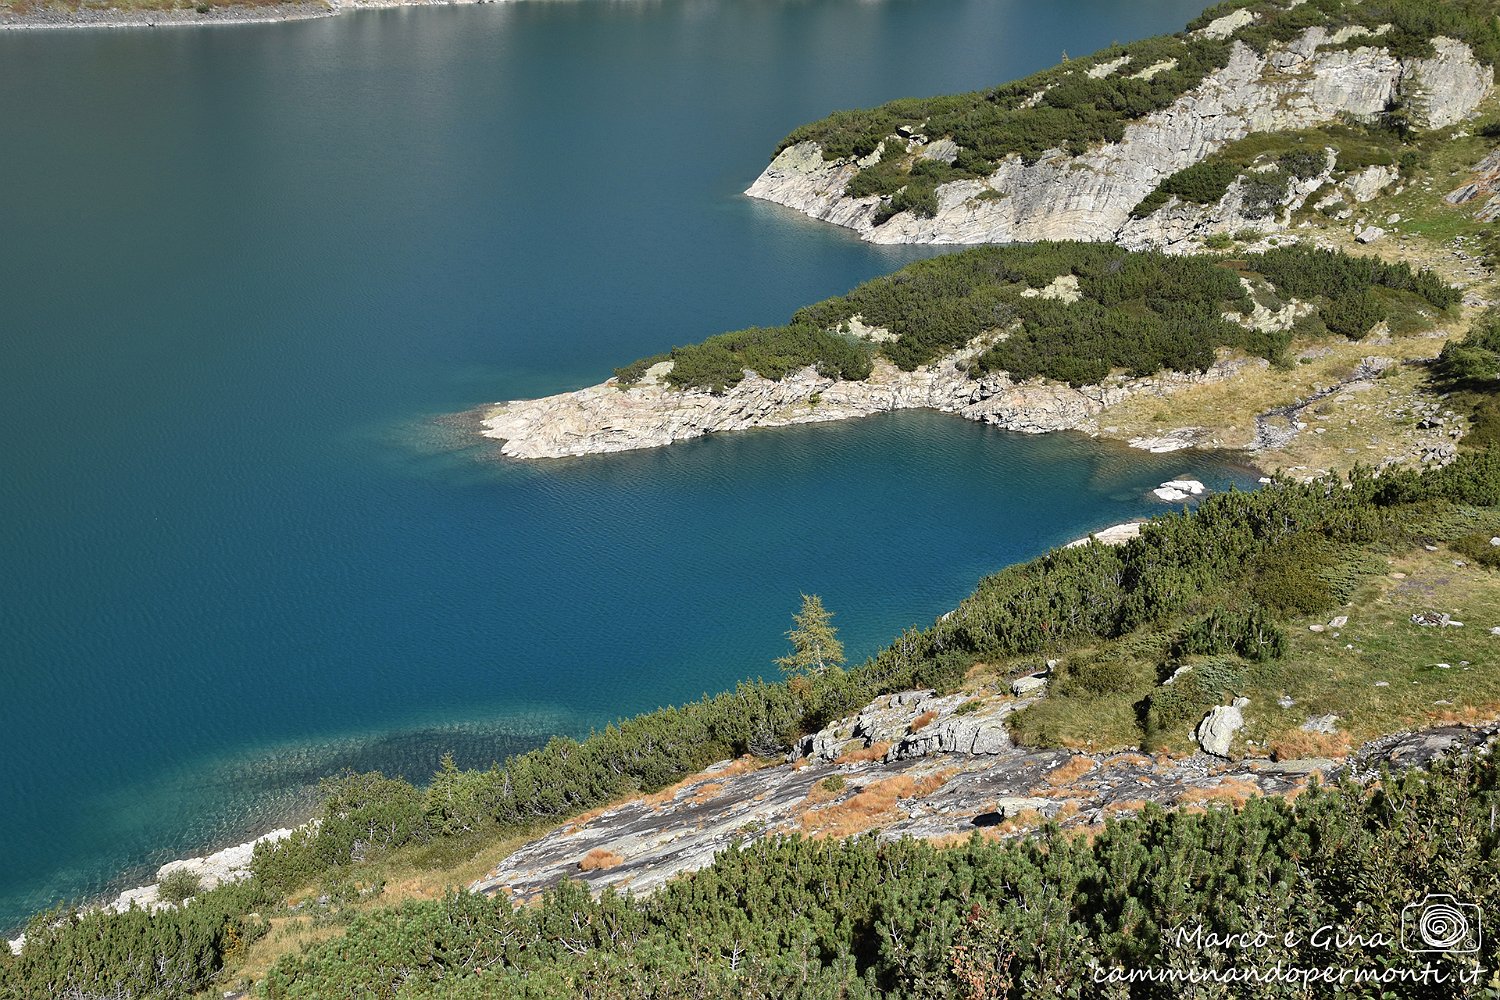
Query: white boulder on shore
480,355,1252,460
1065,521,1146,548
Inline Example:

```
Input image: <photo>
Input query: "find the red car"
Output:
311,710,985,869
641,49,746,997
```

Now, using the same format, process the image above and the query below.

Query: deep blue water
0,0,1227,928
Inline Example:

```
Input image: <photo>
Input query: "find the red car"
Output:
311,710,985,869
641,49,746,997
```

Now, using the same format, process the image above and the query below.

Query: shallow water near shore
0,0,1223,928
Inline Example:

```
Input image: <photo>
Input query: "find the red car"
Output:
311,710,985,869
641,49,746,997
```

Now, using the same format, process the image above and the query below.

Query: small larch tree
776,593,845,676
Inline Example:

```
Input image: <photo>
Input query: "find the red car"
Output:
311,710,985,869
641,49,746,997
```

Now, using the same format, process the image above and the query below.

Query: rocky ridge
746,28,1489,246
471,685,1499,903
480,354,1255,459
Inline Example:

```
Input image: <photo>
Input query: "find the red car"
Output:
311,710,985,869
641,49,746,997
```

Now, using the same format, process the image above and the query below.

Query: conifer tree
775,594,845,676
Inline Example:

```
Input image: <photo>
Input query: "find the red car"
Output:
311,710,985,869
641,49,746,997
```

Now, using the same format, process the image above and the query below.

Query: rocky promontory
746,26,1490,246
480,354,1255,459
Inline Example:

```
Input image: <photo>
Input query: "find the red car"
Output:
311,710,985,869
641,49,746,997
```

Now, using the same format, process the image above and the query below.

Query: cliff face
480,354,1256,459
746,31,1490,246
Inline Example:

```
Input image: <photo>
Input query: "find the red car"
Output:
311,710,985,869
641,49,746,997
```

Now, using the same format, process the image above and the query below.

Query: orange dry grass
909,710,939,733
578,848,624,872
691,782,725,804
1104,798,1150,815
992,809,1044,835
799,772,951,838
380,875,447,904
639,756,761,811
925,831,975,849
964,661,997,682
1268,730,1353,761
1177,778,1264,809
1425,703,1500,726
835,740,893,765
1102,753,1153,770
802,779,844,807
1043,756,1096,787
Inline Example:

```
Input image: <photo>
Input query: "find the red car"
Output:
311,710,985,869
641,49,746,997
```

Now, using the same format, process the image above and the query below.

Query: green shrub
613,353,669,385
819,775,847,794
1147,655,1247,729
156,869,202,906
1172,606,1287,661
1132,159,1240,217
1451,531,1500,569
1321,288,1386,339
1248,535,1337,615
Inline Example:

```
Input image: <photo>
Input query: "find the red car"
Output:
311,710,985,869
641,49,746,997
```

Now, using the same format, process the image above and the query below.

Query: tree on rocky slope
776,594,845,677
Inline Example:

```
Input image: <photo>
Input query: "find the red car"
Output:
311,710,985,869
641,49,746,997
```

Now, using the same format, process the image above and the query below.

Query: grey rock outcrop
1195,697,1250,757
793,689,1023,764
481,354,1253,459
746,31,1489,246
470,699,1500,906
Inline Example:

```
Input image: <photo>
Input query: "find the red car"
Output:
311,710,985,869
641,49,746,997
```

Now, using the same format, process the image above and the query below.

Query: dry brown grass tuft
691,782,725,804
799,771,952,838
802,777,845,807
835,740,892,765
1268,729,1353,761
1425,702,1500,726
1178,778,1263,809
1101,753,1153,770
993,809,1044,835
578,848,624,872
909,710,939,733
964,661,997,682
638,756,762,811
1043,756,1096,788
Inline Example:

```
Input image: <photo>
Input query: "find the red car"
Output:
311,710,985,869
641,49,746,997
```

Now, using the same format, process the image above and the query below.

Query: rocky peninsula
480,353,1254,460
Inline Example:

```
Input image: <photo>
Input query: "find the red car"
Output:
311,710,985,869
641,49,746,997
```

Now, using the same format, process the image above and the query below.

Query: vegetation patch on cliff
770,0,1500,226
777,33,1234,168
616,243,1457,391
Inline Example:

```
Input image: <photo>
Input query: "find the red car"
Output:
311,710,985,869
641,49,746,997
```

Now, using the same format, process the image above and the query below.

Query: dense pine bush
617,243,1454,390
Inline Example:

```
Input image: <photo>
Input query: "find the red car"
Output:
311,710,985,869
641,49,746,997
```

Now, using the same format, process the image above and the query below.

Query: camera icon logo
1401,894,1482,953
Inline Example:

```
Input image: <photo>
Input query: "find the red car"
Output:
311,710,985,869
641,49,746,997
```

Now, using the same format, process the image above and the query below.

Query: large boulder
1195,697,1250,758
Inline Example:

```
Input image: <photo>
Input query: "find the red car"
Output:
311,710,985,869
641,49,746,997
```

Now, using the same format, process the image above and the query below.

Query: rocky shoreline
479,353,1259,460
0,0,508,32
5,825,304,954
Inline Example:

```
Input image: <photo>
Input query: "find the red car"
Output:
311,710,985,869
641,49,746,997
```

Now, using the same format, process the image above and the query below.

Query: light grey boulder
1195,697,1250,758
1301,714,1339,734
1011,673,1049,697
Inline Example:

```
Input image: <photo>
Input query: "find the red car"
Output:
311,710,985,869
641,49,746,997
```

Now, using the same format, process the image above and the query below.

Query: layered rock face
746,31,1490,246
480,354,1254,459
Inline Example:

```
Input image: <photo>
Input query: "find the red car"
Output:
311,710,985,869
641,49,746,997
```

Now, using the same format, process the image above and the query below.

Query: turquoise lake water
0,0,1232,928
